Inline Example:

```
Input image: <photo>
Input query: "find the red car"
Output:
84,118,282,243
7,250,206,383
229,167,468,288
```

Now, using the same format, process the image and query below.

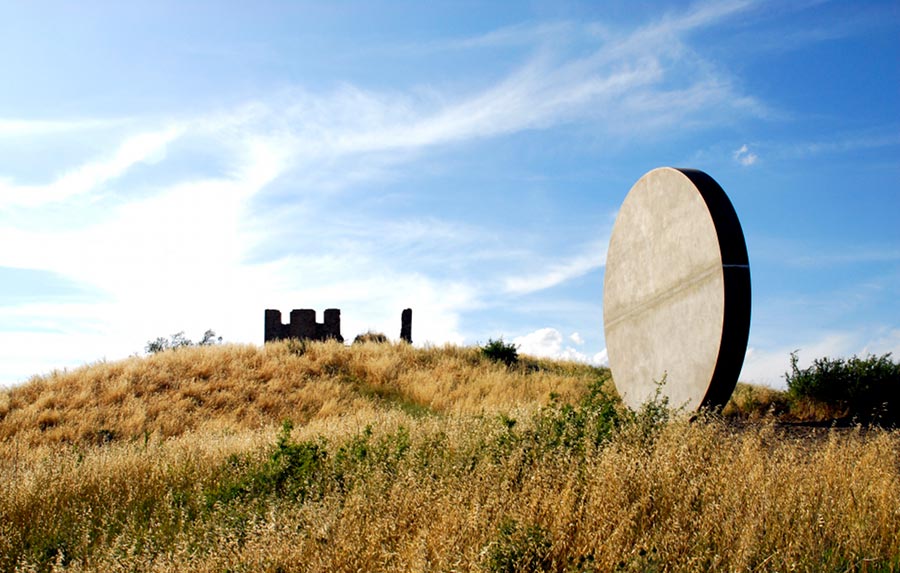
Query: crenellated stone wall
264,308,413,344
264,308,344,343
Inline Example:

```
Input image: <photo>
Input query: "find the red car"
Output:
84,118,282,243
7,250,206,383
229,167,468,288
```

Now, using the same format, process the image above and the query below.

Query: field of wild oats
1,341,898,572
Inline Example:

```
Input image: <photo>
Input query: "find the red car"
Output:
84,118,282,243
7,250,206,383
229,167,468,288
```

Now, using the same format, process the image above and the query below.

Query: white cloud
262,258,477,347
0,117,124,138
723,130,900,167
0,149,480,386
663,0,756,33
860,328,900,358
0,330,115,388
513,327,605,365
437,22,575,51
570,332,584,345
733,143,758,166
0,125,185,208
504,244,606,295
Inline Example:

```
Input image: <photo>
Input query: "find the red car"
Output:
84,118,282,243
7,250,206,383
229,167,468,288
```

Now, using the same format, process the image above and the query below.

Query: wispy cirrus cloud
0,125,185,208
725,0,899,55
0,117,125,138
733,129,900,165
422,21,577,52
190,1,764,177
504,243,607,295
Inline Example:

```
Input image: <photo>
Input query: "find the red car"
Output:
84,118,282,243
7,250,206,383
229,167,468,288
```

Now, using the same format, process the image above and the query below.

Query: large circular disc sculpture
603,167,751,412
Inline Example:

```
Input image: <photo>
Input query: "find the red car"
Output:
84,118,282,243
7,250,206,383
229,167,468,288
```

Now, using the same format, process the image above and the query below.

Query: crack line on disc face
604,260,722,330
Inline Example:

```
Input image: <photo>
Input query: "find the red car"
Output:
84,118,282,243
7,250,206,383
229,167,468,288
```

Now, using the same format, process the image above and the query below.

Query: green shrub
485,519,552,573
266,420,327,499
786,352,899,424
533,375,622,454
630,377,673,442
205,420,326,506
482,338,519,367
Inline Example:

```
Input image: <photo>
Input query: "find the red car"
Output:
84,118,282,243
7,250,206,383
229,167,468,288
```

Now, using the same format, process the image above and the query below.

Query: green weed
485,519,552,573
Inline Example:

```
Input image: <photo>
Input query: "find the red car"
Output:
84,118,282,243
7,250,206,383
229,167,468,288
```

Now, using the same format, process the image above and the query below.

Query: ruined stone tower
264,309,344,343
400,308,412,344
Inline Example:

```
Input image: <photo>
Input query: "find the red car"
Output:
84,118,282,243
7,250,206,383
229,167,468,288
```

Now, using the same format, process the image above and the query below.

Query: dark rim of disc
675,168,751,409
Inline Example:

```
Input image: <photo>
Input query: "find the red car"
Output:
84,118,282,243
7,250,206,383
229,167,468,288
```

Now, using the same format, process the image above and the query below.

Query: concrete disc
603,167,750,412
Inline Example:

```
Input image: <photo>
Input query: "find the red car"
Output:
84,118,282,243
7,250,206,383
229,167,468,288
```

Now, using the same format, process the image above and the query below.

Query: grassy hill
0,341,596,447
1,341,898,572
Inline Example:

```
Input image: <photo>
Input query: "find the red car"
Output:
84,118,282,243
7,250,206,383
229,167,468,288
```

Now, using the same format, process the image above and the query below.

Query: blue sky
1,0,898,387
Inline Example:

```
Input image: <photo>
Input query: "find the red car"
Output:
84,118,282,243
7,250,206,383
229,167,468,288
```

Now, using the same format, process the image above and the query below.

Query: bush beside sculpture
786,352,899,425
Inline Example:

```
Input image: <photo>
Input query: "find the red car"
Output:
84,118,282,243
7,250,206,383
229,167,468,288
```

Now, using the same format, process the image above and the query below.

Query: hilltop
0,341,600,447
0,338,859,449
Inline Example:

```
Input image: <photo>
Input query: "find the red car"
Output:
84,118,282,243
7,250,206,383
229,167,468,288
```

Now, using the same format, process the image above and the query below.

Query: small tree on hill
482,338,519,367
145,329,222,354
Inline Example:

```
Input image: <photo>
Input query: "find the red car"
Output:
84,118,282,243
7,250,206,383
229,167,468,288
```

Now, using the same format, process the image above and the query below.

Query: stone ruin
400,308,412,343
265,309,344,343
264,308,412,344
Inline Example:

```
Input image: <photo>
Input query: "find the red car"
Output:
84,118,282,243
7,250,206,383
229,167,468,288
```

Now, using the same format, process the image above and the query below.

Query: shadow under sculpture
603,167,751,412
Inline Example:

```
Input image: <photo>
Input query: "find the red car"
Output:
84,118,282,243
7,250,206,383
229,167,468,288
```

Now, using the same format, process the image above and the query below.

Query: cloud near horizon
513,327,608,365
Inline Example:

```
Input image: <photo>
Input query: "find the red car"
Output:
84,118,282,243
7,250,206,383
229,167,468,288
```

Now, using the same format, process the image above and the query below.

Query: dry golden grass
722,382,864,424
722,382,792,420
1,341,898,572
0,341,593,447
